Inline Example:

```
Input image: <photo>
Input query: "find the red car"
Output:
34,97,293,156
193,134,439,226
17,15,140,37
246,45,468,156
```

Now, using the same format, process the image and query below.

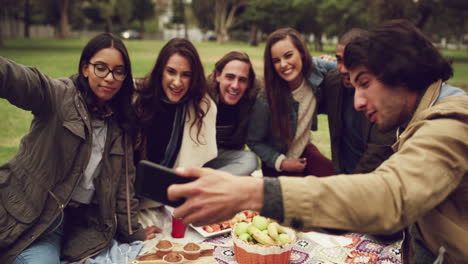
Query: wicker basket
232,225,296,264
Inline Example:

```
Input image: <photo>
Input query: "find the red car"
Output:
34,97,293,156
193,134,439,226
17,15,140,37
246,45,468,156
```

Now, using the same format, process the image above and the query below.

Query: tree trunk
140,19,145,39
217,31,225,44
24,0,30,38
416,3,433,29
249,24,258,46
58,0,70,39
0,25,4,48
105,17,112,33
312,31,323,52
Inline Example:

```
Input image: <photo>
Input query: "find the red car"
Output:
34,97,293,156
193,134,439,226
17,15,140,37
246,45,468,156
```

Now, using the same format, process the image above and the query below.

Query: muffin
232,225,296,264
163,252,184,264
183,242,202,260
155,239,173,258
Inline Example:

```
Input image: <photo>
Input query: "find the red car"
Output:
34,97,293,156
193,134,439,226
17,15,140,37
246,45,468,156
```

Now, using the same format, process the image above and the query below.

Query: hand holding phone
135,160,195,207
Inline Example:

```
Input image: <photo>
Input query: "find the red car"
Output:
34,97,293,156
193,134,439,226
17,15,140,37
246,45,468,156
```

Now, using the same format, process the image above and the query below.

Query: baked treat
155,239,173,258
183,242,201,260
163,252,184,264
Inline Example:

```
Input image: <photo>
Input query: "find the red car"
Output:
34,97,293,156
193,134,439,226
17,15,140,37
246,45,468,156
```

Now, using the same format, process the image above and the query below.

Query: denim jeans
204,149,258,176
13,216,64,264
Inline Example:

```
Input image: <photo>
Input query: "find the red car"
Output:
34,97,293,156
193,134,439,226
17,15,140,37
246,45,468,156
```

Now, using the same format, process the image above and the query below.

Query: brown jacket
319,70,395,173
0,58,145,263
279,81,468,263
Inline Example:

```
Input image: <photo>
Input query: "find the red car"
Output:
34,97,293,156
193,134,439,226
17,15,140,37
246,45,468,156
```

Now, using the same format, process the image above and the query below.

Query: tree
0,24,3,47
57,0,70,39
191,0,214,30
115,0,133,28
214,0,247,43
242,0,296,45
132,0,155,35
24,0,31,38
82,0,119,32
192,0,247,44
172,0,187,38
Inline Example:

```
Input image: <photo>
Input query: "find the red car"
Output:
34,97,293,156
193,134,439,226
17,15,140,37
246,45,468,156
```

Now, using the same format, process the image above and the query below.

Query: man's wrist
244,177,264,212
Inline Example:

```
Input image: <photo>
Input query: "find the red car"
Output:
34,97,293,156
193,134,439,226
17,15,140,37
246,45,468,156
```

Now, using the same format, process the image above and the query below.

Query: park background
1,0,467,164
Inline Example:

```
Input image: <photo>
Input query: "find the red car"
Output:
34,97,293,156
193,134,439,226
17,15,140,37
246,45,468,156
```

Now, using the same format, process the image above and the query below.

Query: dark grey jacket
0,57,145,263
319,70,395,173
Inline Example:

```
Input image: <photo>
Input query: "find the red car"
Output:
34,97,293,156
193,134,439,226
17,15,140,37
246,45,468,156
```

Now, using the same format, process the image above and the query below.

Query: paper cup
171,216,187,238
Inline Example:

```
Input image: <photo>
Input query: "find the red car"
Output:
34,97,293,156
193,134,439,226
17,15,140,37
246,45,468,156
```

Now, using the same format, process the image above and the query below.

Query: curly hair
344,19,453,92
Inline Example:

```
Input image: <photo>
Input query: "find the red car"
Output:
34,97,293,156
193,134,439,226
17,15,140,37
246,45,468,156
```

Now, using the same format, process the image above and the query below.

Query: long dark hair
134,38,208,143
264,28,312,145
77,32,135,131
344,19,453,93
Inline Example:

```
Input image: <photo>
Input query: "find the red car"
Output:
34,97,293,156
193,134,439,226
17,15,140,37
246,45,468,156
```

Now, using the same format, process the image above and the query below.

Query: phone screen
135,160,194,207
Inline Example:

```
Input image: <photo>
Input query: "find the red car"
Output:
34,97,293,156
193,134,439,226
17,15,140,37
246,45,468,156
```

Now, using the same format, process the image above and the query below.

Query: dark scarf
158,94,189,167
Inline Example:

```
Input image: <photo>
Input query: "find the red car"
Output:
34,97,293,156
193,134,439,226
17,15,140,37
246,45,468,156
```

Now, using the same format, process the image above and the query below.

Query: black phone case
135,160,194,207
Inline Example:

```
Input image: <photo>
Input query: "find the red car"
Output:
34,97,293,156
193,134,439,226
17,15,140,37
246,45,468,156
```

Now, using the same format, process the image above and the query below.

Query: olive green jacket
279,81,468,263
0,58,145,264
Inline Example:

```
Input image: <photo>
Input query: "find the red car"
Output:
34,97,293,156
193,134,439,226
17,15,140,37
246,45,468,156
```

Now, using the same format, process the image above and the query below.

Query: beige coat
279,81,468,263
173,95,218,168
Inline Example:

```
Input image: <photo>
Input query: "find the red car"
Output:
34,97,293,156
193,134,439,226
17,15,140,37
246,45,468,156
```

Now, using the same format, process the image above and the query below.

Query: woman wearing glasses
132,38,216,225
0,33,158,264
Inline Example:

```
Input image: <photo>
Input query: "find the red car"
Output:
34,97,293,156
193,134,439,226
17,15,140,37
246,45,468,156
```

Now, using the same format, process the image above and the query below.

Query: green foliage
132,0,156,32
115,0,133,27
0,38,467,164
242,0,296,34
172,0,185,24
191,0,215,30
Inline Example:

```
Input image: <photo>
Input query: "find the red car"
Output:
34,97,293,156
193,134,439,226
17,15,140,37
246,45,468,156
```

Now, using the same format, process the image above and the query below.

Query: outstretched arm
0,57,63,115
168,167,264,226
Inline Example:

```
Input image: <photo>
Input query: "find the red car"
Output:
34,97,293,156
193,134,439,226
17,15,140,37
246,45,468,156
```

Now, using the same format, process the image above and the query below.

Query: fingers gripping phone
135,160,194,207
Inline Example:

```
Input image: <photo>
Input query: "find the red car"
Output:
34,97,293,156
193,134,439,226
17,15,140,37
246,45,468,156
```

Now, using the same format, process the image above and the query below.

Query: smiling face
336,44,353,88
81,47,125,105
216,60,250,105
349,65,418,132
162,53,192,103
270,37,304,90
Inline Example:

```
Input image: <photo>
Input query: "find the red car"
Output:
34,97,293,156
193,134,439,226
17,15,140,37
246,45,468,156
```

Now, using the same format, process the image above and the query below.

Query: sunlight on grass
0,38,466,163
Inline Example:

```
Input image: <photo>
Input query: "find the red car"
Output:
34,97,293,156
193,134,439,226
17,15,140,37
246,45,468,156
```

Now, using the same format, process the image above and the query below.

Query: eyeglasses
88,62,127,81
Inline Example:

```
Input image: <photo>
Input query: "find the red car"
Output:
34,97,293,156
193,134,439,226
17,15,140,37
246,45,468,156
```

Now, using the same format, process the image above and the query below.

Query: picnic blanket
61,240,144,264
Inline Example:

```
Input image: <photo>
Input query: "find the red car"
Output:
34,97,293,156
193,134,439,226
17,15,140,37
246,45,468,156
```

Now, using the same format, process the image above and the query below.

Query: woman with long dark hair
132,38,217,225
0,33,156,264
248,28,335,177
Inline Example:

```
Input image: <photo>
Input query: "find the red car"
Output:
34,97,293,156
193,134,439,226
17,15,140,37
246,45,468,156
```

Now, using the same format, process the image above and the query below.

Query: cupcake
183,242,202,260
232,224,296,264
155,239,173,258
163,252,184,264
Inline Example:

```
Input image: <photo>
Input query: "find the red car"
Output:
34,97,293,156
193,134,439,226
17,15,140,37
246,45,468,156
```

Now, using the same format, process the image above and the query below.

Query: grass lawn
0,38,467,164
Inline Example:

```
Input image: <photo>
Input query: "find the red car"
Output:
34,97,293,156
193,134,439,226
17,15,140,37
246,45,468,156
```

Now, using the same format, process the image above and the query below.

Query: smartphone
135,160,194,207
